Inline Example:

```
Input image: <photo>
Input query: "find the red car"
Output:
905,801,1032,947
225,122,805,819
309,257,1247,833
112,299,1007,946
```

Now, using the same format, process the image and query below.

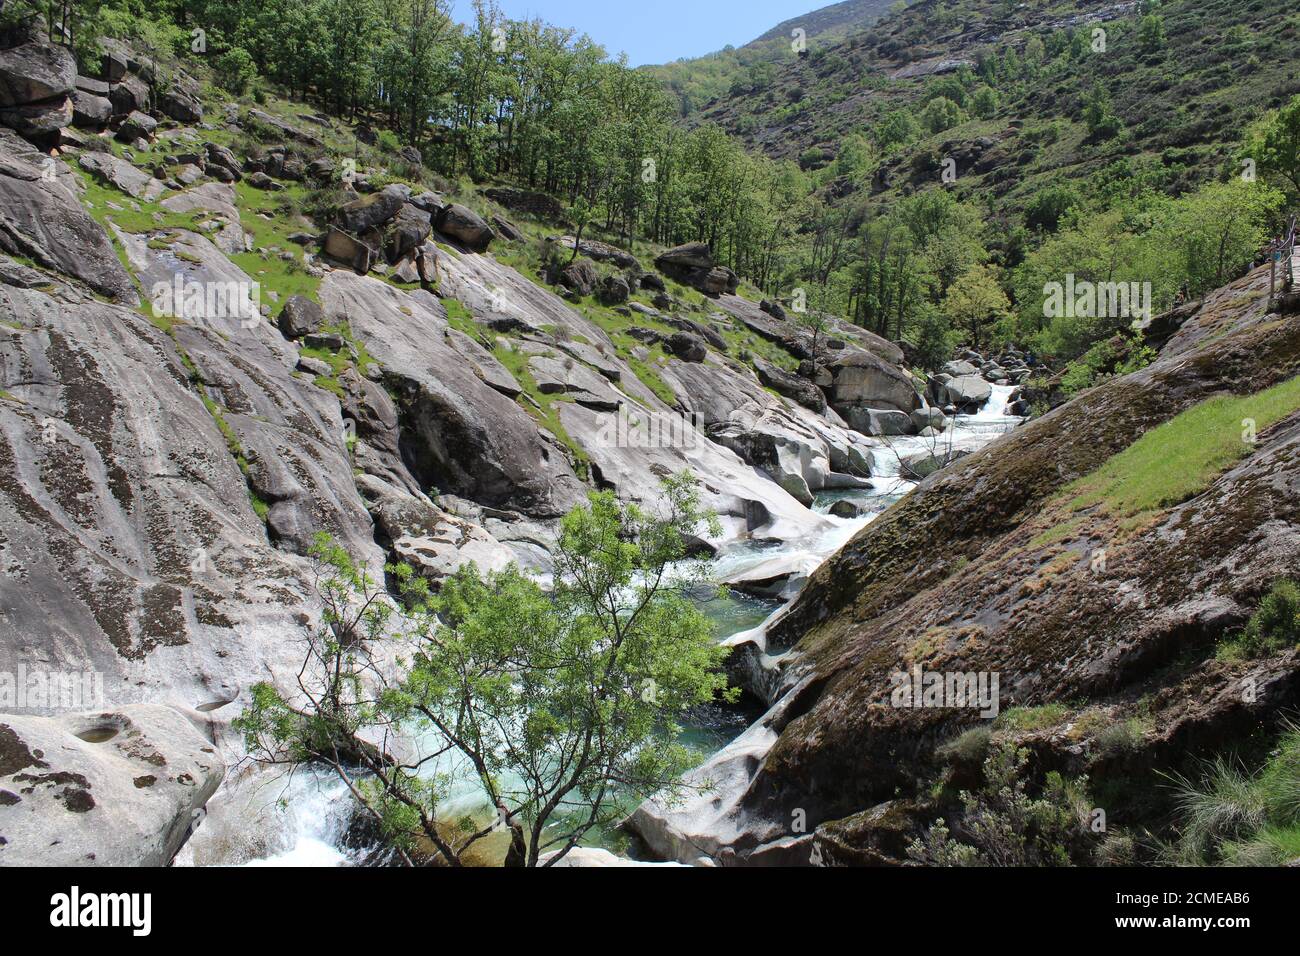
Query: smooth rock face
0,706,224,866
828,349,919,415
320,271,586,518
0,130,135,302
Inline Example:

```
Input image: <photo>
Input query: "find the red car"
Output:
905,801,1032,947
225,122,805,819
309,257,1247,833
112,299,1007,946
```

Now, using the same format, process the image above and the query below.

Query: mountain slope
751,0,898,45
641,0,897,115
688,0,1299,212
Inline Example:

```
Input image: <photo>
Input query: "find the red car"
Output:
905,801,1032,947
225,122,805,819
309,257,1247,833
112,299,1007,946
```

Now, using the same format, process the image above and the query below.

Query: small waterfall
240,772,357,867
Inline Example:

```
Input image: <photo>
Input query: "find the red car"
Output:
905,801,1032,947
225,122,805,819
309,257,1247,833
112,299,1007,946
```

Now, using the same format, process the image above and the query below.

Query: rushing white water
233,386,1024,866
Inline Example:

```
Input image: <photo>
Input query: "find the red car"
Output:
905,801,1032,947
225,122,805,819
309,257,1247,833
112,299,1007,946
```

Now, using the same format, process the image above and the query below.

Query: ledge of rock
0,706,225,866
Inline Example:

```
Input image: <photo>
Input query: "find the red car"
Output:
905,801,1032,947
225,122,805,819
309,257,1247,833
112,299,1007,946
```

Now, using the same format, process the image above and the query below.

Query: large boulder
941,374,992,411
278,295,325,339
322,227,375,273
0,94,70,136
434,203,494,252
655,242,739,297
336,185,407,235
558,258,598,297
668,331,707,363
0,36,75,107
842,406,913,436
827,348,919,422
384,203,432,265
114,109,157,143
596,274,630,306
203,142,242,182
0,707,224,866
158,86,202,124
0,129,134,301
70,89,111,128
107,74,150,118
552,235,640,270
753,355,825,413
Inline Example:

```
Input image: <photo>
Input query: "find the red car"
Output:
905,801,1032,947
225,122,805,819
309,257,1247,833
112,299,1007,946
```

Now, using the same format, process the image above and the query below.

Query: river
201,385,1023,866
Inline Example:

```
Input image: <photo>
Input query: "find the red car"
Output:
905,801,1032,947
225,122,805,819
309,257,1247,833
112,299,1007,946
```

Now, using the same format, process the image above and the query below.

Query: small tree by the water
235,473,735,866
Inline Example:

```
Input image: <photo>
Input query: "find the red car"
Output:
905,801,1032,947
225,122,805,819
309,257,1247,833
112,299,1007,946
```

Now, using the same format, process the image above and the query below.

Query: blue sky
450,0,823,67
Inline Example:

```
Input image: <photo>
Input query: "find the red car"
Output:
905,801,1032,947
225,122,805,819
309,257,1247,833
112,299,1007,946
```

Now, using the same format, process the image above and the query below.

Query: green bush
214,47,258,95
1219,580,1300,660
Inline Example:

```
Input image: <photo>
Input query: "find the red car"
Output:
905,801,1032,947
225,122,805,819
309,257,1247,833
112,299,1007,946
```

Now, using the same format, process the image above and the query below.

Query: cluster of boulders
654,241,739,297
0,19,77,141
926,347,1045,417
323,184,496,278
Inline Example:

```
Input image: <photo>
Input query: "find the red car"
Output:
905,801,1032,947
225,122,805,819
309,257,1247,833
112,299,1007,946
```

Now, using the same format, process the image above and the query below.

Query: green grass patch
996,703,1071,732
1217,579,1300,661
1066,375,1300,518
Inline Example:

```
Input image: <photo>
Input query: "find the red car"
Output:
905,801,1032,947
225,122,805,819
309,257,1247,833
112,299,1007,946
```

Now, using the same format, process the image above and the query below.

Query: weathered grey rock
941,374,992,410
941,359,980,377
161,181,238,220
444,328,521,398
597,273,630,306
753,355,825,412
829,499,865,519
384,203,431,265
107,75,150,117
79,150,163,201
278,295,325,339
70,89,111,128
910,406,949,433
902,448,970,480
0,94,71,136
320,271,586,518
0,130,134,301
246,171,282,191
667,330,707,363
558,258,598,296
552,235,639,270
336,185,406,235
322,227,375,273
203,142,242,181
115,226,380,558
843,406,913,436
0,706,225,866
434,203,494,252
654,242,738,297
828,349,917,413
296,355,332,376
158,86,202,123
357,474,514,585
528,354,622,411
114,109,156,143
0,37,75,107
